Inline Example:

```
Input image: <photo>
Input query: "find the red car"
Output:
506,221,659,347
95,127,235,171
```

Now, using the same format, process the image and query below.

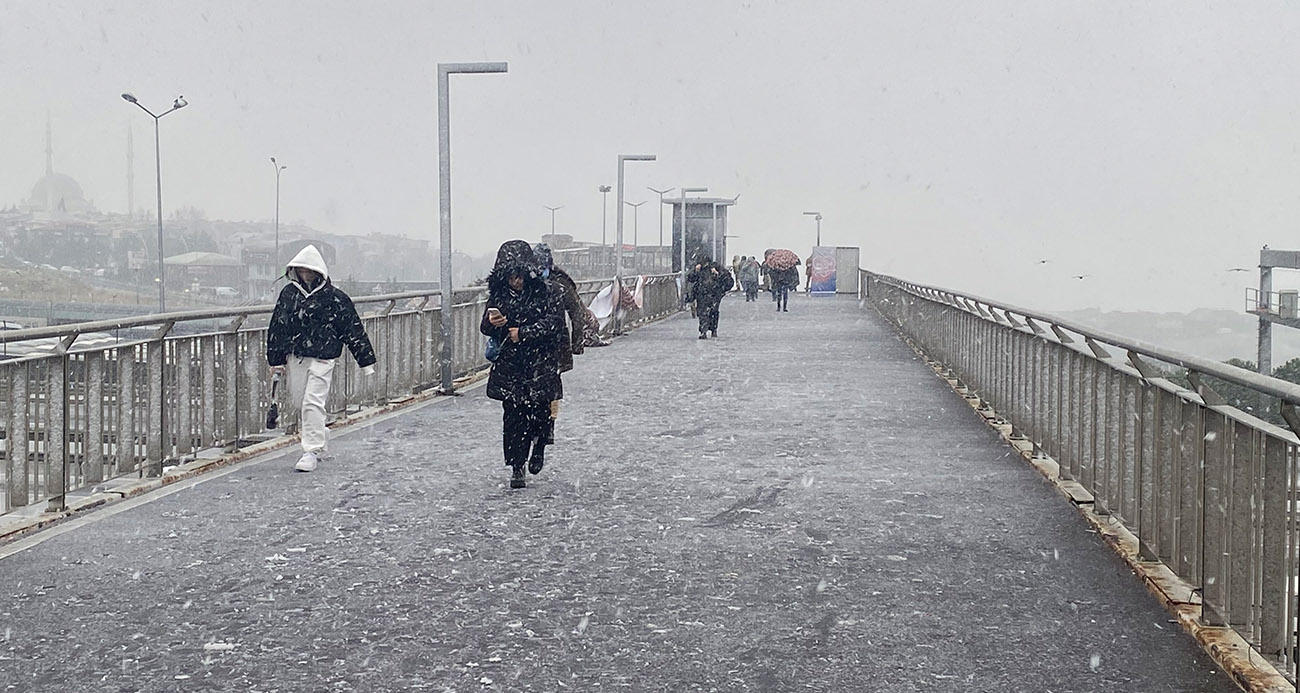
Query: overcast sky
3,1,1299,312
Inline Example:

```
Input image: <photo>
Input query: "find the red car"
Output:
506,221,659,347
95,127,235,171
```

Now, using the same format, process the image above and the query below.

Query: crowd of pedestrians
266,238,809,490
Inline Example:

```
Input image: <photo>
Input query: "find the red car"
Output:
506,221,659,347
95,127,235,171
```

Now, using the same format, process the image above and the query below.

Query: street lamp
803,211,823,247
614,154,656,332
623,200,646,246
121,91,187,313
437,61,508,394
270,157,287,266
647,186,674,247
598,185,611,246
677,186,708,289
543,204,563,235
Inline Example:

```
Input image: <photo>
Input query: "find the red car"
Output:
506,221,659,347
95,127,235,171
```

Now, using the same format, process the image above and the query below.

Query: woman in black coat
480,240,565,489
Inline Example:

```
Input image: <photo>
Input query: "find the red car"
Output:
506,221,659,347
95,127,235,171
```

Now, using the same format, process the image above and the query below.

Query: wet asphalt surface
0,293,1238,692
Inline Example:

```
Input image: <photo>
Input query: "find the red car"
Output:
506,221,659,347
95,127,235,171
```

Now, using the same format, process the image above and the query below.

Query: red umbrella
766,248,800,271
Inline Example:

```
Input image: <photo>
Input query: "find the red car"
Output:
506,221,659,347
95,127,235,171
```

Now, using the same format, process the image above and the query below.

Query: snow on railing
861,269,1300,684
0,274,680,519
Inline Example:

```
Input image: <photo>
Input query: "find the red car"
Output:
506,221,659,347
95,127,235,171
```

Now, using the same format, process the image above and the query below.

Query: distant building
164,251,246,293
19,115,96,215
663,197,736,271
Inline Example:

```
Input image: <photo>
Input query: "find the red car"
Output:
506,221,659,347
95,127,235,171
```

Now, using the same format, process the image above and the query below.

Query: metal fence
0,273,680,516
862,270,1300,682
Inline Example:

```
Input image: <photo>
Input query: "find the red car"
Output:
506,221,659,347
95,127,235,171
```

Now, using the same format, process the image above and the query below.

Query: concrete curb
892,330,1292,693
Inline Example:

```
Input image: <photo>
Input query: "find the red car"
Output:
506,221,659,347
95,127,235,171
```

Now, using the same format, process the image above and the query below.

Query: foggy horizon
3,1,1300,314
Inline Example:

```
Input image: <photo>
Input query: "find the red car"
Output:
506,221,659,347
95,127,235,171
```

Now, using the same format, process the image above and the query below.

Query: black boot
510,464,526,489
528,441,546,475
699,331,707,339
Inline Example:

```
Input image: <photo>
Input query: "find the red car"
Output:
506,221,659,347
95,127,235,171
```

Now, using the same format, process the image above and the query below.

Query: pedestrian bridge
0,272,1295,692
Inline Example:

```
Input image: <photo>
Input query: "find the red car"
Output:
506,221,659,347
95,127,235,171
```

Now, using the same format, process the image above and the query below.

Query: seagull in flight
1071,274,1090,280
1226,267,1251,272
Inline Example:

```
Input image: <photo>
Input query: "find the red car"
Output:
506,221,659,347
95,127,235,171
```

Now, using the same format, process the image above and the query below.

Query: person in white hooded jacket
266,245,377,472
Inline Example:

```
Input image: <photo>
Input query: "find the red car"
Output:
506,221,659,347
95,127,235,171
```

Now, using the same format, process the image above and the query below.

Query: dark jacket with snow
549,267,586,373
480,240,564,403
686,260,733,306
266,245,377,368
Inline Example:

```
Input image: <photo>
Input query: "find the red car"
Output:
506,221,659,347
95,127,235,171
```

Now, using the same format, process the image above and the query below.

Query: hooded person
481,240,565,489
685,253,733,339
266,244,377,472
534,243,586,446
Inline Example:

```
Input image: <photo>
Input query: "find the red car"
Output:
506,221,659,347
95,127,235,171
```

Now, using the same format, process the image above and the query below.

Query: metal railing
862,270,1300,682
0,273,680,516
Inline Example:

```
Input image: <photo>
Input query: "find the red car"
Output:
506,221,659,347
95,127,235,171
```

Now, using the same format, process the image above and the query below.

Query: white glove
361,365,377,377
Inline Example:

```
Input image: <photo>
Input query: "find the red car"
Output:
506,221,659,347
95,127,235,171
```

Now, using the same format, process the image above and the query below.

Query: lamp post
121,92,187,313
624,200,646,246
677,186,708,291
543,204,563,235
803,211,822,247
598,185,611,245
614,155,656,333
438,61,508,394
647,186,674,248
270,157,286,265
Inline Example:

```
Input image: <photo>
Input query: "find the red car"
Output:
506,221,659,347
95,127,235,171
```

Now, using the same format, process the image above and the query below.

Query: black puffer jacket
480,240,564,403
266,245,377,368
687,258,734,306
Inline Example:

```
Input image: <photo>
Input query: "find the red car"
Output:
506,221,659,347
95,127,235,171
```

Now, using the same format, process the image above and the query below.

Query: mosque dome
24,172,94,213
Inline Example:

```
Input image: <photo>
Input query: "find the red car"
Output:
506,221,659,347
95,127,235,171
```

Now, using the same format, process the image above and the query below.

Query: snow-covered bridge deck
0,295,1239,691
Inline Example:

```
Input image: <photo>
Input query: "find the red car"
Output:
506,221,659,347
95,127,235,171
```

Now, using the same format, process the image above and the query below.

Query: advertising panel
810,246,837,295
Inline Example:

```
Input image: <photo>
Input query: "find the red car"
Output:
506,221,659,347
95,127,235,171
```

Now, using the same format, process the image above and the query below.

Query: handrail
870,272,1300,406
0,273,681,345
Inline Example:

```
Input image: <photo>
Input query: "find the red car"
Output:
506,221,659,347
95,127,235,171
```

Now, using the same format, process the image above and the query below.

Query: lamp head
270,157,276,164
599,185,611,193
173,96,188,109
121,93,138,104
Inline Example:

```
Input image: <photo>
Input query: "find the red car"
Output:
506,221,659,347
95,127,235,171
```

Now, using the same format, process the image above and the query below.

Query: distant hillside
1053,308,1300,365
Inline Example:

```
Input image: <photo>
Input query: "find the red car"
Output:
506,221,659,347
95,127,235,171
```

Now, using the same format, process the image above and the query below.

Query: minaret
44,112,54,212
127,124,135,218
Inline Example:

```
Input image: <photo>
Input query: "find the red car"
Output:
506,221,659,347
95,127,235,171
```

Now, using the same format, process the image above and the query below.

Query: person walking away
731,255,742,293
773,262,799,312
687,254,733,339
804,255,813,294
534,243,585,447
266,244,377,473
481,240,564,489
739,256,761,302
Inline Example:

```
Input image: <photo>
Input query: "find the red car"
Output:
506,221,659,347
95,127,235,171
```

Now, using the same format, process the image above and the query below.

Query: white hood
286,244,330,296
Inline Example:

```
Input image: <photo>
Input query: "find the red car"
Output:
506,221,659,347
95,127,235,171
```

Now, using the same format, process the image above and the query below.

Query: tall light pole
803,211,823,247
121,92,187,313
624,200,646,246
615,155,656,332
438,61,508,394
543,204,563,235
647,186,674,247
270,157,287,265
677,186,708,290
598,185,611,245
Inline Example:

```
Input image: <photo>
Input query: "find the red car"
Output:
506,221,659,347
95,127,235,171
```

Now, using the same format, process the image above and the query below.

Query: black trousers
775,286,790,310
502,399,549,468
697,300,721,333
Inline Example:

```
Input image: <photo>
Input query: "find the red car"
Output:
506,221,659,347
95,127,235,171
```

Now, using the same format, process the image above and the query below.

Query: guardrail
0,273,680,517
861,269,1300,683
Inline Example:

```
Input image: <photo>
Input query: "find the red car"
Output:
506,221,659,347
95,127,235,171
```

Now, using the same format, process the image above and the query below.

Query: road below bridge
0,293,1236,692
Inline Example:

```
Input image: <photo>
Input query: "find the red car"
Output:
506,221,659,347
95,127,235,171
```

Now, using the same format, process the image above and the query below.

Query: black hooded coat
266,245,376,368
480,240,565,403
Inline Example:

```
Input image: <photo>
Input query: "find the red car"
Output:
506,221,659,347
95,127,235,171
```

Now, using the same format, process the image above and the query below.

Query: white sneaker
294,452,319,473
